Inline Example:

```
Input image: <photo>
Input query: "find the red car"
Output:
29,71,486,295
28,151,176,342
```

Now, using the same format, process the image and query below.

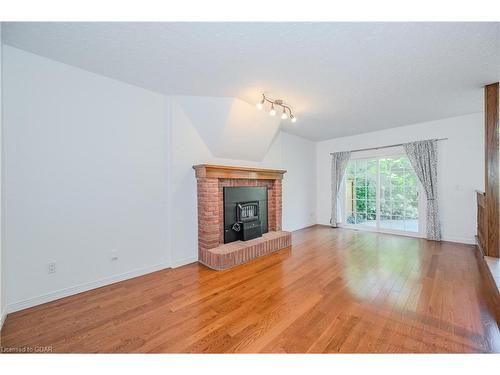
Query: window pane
392,200,405,217
380,200,391,216
403,219,418,232
346,212,356,224
378,155,420,232
355,212,367,224
367,183,376,199
367,160,377,174
380,185,390,201
405,201,418,219
390,158,406,173
355,160,367,174
392,184,405,200
345,162,355,176
400,157,412,169
407,187,418,201
345,161,356,225
390,216,405,231
345,209,356,224
380,214,391,229
355,186,367,200
367,200,376,214
355,175,367,186
366,213,377,227
356,199,367,212
380,158,391,172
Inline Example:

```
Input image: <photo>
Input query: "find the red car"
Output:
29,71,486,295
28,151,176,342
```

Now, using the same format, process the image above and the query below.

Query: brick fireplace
193,164,292,270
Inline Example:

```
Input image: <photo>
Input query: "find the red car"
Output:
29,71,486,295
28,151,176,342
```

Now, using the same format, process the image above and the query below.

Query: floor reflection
343,235,422,311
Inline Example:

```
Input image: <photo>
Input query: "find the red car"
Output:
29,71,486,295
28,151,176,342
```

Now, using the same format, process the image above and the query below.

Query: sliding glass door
343,152,423,236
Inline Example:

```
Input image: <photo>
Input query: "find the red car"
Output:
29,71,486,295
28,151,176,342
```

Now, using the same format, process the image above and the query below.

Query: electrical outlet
110,249,119,262
47,262,56,274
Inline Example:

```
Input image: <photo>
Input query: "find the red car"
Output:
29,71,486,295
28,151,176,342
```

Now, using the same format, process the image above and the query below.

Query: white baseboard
6,263,170,314
171,256,198,268
441,236,476,245
284,222,317,232
0,308,6,331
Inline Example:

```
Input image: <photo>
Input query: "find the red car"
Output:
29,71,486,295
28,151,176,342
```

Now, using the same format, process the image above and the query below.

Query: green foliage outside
345,157,418,225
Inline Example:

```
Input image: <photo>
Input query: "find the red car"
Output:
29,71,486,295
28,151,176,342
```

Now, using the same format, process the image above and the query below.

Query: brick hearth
193,164,292,270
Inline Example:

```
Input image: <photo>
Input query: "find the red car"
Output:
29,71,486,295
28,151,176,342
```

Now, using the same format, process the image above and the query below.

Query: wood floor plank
1,226,499,353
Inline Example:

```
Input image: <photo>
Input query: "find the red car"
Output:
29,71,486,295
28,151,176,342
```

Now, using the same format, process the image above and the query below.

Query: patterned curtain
331,151,351,227
403,140,441,240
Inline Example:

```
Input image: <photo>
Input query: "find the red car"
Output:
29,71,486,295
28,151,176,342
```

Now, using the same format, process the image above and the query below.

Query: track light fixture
256,94,297,123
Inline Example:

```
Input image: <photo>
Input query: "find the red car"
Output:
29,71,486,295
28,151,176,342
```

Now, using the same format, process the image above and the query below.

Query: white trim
339,224,424,239
171,256,198,268
165,96,173,268
0,308,6,331
441,236,476,245
6,263,169,314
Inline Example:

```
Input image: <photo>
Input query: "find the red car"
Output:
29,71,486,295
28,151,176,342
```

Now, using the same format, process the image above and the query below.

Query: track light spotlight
256,93,296,123
269,104,276,116
256,97,264,110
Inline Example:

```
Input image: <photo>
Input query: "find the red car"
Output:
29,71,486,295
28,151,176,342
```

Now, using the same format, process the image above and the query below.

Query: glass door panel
344,154,420,234
378,156,419,233
345,159,377,227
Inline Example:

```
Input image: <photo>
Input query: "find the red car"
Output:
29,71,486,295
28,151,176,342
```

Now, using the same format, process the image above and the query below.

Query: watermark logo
0,346,53,353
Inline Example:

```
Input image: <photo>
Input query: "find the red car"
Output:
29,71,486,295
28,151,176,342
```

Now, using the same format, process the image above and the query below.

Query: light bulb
256,102,263,110
291,116,297,123
269,104,276,116
281,110,288,120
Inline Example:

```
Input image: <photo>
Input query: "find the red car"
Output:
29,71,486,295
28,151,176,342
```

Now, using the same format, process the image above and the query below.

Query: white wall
316,113,484,244
3,46,170,312
0,23,5,328
2,47,317,312
282,132,317,231
168,97,316,265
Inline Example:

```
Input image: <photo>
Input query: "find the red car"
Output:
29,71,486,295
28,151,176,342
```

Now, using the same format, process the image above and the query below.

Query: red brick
195,172,287,269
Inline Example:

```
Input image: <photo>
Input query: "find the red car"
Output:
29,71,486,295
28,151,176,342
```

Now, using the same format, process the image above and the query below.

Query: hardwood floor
1,225,500,353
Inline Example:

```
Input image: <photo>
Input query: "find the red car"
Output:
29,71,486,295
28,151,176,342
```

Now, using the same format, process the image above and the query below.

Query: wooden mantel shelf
193,164,287,180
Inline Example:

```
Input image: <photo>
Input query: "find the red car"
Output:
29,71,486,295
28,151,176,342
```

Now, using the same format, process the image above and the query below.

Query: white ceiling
3,22,499,141
174,96,281,161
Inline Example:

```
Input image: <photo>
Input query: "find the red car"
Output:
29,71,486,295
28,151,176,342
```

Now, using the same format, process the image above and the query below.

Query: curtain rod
329,138,448,155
